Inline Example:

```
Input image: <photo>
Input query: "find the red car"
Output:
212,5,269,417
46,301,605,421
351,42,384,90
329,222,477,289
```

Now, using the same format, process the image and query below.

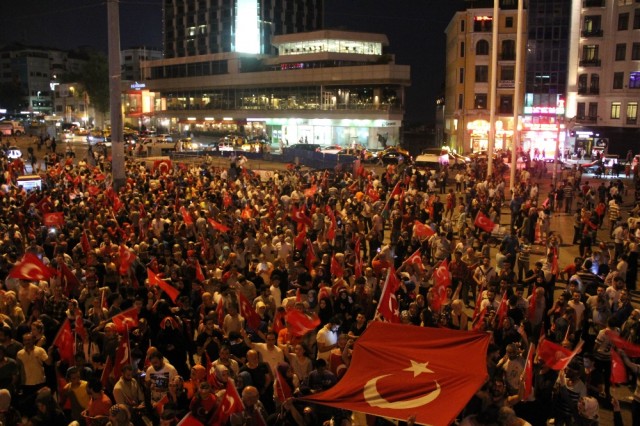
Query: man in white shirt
316,316,341,362
17,332,51,412
244,330,284,375
145,350,178,404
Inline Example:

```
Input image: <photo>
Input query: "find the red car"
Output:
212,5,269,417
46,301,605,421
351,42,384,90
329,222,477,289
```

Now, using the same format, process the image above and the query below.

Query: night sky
0,0,465,122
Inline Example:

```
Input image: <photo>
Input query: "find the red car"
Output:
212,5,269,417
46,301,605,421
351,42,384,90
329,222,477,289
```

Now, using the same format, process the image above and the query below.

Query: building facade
121,47,163,81
566,0,640,158
163,0,323,58
129,30,409,148
444,1,527,154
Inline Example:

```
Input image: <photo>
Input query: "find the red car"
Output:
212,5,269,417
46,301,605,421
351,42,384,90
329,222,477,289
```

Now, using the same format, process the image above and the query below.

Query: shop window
474,94,487,109
615,43,626,60
618,12,629,30
475,65,489,82
613,72,624,89
476,40,490,55
630,71,640,88
632,43,640,60
611,102,621,119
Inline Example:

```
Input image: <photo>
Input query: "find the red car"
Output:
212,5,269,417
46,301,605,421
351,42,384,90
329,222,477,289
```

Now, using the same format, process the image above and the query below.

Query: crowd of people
0,143,638,426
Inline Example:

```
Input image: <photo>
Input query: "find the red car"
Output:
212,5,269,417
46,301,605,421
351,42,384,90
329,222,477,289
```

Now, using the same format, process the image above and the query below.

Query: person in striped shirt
608,198,620,238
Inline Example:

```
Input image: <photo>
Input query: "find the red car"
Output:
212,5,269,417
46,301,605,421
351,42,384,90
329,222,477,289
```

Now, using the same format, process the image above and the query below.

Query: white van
0,121,25,136
140,135,176,156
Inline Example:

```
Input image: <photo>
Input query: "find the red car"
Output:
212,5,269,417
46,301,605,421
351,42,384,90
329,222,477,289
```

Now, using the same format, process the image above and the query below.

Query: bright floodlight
235,0,260,54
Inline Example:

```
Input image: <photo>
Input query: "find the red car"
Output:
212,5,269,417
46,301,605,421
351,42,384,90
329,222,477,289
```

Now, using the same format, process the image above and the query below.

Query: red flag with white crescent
153,159,172,174
9,253,54,281
208,218,230,233
112,332,131,381
180,207,193,226
52,319,75,365
291,205,312,228
294,229,306,251
44,212,64,228
403,249,424,271
537,338,583,370
330,254,344,278
377,266,401,323
611,347,627,384
413,220,435,240
211,378,245,425
147,268,180,303
237,291,261,330
111,307,139,334
81,231,91,254
118,244,136,275
301,322,489,426
474,211,496,233
522,343,535,400
285,309,321,337
430,260,452,312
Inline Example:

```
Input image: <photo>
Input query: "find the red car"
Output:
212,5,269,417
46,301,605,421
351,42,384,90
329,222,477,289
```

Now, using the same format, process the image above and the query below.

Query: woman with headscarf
183,365,207,399
208,364,230,399
317,295,334,326
105,404,133,426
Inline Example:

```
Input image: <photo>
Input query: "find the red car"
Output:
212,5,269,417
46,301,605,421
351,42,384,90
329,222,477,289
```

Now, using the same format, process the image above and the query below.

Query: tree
67,53,109,126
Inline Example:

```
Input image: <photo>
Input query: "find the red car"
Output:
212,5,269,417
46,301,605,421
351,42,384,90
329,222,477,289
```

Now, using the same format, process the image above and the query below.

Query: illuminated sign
130,82,146,90
474,16,493,21
522,123,560,131
467,119,490,133
235,0,260,54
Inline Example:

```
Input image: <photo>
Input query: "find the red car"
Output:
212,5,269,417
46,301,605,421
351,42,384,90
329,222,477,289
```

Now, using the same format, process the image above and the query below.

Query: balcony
581,29,603,37
578,87,587,94
500,53,516,61
576,115,598,123
627,117,637,125
589,87,600,94
582,0,605,7
579,58,601,67
498,80,515,88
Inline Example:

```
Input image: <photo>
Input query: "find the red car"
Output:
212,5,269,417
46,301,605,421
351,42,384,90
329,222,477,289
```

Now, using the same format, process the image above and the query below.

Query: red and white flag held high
52,319,75,365
208,218,230,233
180,206,194,226
537,338,584,370
495,291,509,329
9,253,53,281
81,231,91,254
431,260,452,311
291,205,313,228
237,291,262,330
302,322,490,426
118,244,137,275
44,212,64,228
211,378,245,425
112,332,131,381
285,309,321,337
195,260,205,282
111,307,139,333
330,254,345,278
611,347,627,384
377,266,401,323
147,268,180,303
403,249,424,271
413,220,435,240
474,211,497,233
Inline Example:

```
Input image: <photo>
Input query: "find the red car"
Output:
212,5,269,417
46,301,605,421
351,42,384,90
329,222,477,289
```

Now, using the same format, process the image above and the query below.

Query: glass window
577,102,586,118
618,12,629,30
460,41,465,58
591,74,600,92
588,102,598,118
632,43,640,60
501,66,514,80
635,9,640,29
476,40,490,55
578,74,588,92
459,68,464,84
627,102,638,120
613,72,624,89
583,15,602,33
582,45,599,60
460,19,465,32
474,94,487,109
630,71,640,88
458,94,463,109
506,17,513,28
501,40,515,59
500,95,513,114
475,65,489,82
611,102,621,119
616,43,626,60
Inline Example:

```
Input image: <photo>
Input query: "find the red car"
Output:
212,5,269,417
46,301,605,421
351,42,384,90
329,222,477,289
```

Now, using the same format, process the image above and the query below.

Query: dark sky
0,0,464,122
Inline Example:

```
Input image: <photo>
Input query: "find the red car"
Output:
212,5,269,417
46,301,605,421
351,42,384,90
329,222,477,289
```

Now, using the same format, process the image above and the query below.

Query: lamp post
487,0,499,177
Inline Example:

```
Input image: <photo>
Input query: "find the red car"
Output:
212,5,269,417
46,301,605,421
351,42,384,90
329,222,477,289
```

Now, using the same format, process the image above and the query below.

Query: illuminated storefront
466,118,515,153
521,94,566,159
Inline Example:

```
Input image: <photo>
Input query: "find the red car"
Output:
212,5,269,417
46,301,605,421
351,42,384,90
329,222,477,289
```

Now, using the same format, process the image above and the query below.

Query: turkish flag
52,319,75,365
285,309,321,337
118,244,137,275
87,185,101,197
294,229,306,251
237,291,261,330
75,309,87,341
177,413,204,426
431,260,452,311
147,268,180,303
302,322,490,426
377,266,401,323
354,238,363,279
35,195,53,214
291,205,312,228
153,159,172,174
59,261,81,297
304,185,318,198
212,378,245,425
325,205,337,241
474,211,497,233
180,206,194,226
305,239,316,271
537,338,584,370
330,254,345,278
383,182,403,212
223,193,233,208
81,231,91,254
606,330,640,357
112,332,131,381
413,220,435,240
44,212,64,228
495,291,509,329
9,253,54,281
208,218,230,233
367,185,380,202
522,343,535,400
611,348,627,384
195,260,205,282
403,249,424,271
111,307,139,333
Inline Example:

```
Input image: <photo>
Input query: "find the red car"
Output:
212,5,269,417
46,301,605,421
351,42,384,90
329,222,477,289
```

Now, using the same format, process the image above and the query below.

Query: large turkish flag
302,322,489,425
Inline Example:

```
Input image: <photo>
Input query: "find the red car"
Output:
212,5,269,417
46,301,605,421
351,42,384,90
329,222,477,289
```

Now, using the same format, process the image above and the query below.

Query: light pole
509,0,524,195
107,0,125,189
487,0,500,177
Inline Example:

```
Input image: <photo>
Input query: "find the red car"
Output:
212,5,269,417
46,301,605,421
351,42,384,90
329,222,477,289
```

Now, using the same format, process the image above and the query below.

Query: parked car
339,148,375,162
288,143,322,152
378,148,411,165
319,145,344,154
